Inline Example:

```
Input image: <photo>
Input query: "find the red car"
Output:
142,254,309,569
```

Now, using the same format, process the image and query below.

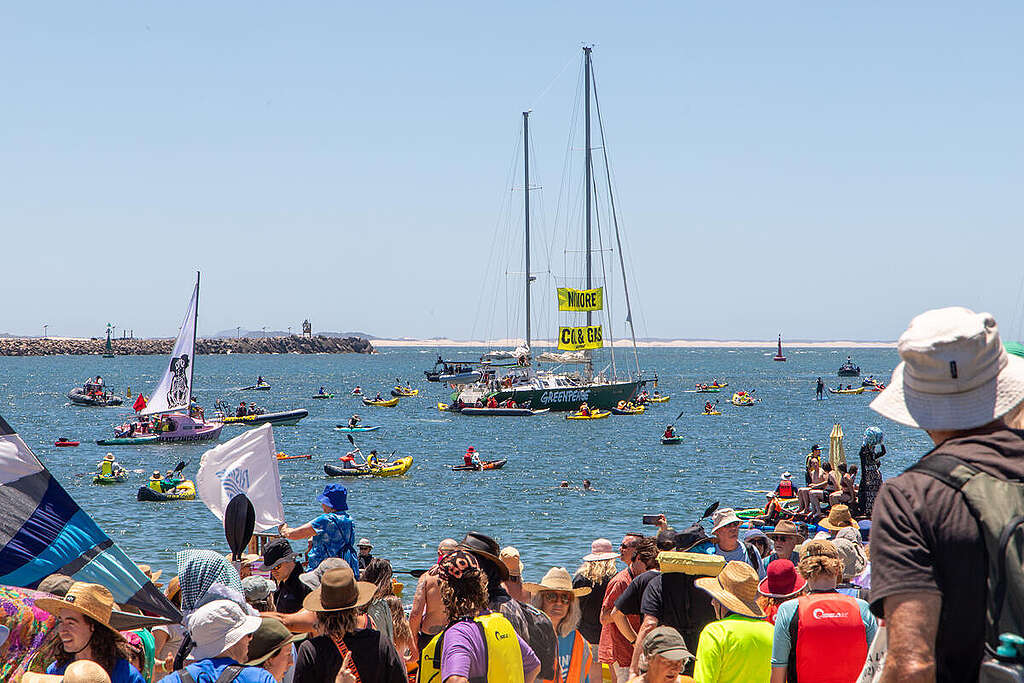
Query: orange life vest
544,630,590,683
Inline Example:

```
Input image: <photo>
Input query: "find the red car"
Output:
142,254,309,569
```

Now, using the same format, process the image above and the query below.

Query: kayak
610,405,645,415
828,387,866,395
391,388,419,397
695,388,721,394
731,392,755,406
710,383,729,388
452,459,507,472
221,409,309,427
137,480,196,502
242,383,272,391
324,456,413,478
334,425,381,433
566,411,611,420
311,394,335,399
55,439,80,447
438,403,452,412
363,397,399,407
701,411,721,416
276,452,312,461
92,471,128,485
96,435,160,446
661,436,683,445
736,498,799,519
459,407,549,417
647,396,671,403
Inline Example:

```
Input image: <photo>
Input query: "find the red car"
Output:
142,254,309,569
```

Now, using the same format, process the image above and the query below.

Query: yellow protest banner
558,325,604,351
557,287,603,312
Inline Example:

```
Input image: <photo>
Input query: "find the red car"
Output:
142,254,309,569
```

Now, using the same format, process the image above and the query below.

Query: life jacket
778,479,794,497
101,461,113,477
148,478,162,491
418,612,524,683
544,631,590,683
788,592,867,683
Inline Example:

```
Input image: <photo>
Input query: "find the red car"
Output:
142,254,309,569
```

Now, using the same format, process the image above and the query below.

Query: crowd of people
8,305,1024,682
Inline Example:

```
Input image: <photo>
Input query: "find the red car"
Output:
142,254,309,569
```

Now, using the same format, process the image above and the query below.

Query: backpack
907,453,1024,651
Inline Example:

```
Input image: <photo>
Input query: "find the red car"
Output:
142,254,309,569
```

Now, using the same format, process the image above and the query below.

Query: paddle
224,493,256,562
700,501,720,520
170,460,187,477
394,569,429,577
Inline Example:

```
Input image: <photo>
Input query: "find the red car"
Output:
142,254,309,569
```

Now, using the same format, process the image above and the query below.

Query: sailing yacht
453,48,645,411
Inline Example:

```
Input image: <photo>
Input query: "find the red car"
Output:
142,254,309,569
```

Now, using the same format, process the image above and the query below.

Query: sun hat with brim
768,520,806,541
316,483,349,511
500,546,524,576
695,561,765,618
136,564,163,587
302,567,376,613
23,660,110,683
299,558,349,590
710,508,742,534
818,504,858,531
832,538,868,578
583,538,619,562
523,567,591,597
187,599,263,660
642,625,694,664
35,582,125,640
245,617,307,666
758,559,807,599
241,576,276,603
459,532,509,580
871,307,1024,430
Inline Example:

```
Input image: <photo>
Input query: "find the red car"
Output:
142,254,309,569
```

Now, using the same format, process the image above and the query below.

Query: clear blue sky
3,2,1022,341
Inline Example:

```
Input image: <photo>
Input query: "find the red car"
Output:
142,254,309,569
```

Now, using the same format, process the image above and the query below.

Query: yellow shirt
693,614,773,683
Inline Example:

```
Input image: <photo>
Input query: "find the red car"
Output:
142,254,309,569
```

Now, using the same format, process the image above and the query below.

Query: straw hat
523,567,591,597
769,520,806,541
695,561,764,618
871,307,1024,430
136,564,163,588
245,617,306,666
819,504,858,531
23,660,111,683
500,546,524,576
35,582,124,639
302,566,375,613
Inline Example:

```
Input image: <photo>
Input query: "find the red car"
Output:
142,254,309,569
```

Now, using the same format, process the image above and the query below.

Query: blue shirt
714,541,766,580
159,658,276,683
771,593,878,667
309,511,359,576
48,658,145,683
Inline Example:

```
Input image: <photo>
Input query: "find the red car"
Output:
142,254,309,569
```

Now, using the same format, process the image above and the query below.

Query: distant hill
210,329,377,340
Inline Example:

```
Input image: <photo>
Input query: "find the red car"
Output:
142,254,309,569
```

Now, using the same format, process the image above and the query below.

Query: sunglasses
542,592,573,604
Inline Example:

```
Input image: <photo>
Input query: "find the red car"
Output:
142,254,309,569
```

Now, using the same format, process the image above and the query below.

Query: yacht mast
584,46,593,328
523,111,532,351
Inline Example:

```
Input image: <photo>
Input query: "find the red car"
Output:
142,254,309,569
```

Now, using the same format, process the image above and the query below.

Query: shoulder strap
788,601,800,683
177,668,195,683
214,667,244,683
330,634,363,683
904,453,980,488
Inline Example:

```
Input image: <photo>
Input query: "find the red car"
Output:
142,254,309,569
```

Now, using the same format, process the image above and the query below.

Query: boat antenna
523,110,532,352
591,68,640,376
190,271,199,408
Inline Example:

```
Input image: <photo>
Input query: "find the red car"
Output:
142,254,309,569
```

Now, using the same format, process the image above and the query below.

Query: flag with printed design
196,424,285,532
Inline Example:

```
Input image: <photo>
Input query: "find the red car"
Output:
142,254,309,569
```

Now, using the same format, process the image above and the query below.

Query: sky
2,2,1023,342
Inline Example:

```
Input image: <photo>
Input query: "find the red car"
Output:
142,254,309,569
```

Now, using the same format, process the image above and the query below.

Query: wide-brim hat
245,617,307,666
832,537,868,578
299,558,350,590
35,582,124,640
695,561,764,618
768,520,806,541
302,566,376,613
758,559,806,599
583,538,619,562
871,307,1024,430
316,483,349,511
103,453,115,461
188,599,263,660
459,532,509,580
523,567,590,597
819,504,859,531
710,508,742,534
136,564,163,588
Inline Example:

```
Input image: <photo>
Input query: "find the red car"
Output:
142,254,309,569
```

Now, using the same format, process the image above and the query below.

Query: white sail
140,279,198,416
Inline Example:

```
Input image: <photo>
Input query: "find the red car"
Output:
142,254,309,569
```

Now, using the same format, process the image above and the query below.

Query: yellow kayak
391,387,419,397
647,395,671,403
701,411,721,415
363,397,399,407
324,456,413,478
566,410,611,420
731,392,755,406
438,402,450,412
828,387,866,395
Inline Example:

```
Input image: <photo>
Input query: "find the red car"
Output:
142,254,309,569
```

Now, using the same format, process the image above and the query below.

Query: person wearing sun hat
356,538,374,570
158,599,271,683
527,568,591,683
692,561,773,682
770,540,876,682
245,617,306,682
36,582,146,683
417,548,541,683
278,484,359,577
293,566,406,683
765,520,804,566
500,546,531,602
709,508,765,579
756,559,805,625
573,539,619,682
816,504,858,534
868,308,1024,681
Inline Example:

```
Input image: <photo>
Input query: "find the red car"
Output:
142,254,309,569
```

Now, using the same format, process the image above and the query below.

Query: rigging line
591,54,640,375
528,50,578,111
591,155,617,380
550,58,586,292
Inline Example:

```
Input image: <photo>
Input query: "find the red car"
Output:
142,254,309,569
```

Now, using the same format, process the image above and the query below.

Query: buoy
126,387,132,398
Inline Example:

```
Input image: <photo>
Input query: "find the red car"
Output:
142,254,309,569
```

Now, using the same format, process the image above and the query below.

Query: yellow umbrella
829,423,846,469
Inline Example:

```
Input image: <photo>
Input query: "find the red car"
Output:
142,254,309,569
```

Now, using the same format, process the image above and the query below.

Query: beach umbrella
829,423,846,469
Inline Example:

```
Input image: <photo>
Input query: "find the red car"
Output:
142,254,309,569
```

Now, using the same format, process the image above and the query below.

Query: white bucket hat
710,507,742,534
871,307,1024,430
187,599,263,659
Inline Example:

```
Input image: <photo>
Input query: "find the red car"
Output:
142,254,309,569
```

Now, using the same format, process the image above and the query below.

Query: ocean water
0,346,930,584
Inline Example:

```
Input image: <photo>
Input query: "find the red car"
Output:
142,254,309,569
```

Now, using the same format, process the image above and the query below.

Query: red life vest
790,592,867,683
778,479,794,497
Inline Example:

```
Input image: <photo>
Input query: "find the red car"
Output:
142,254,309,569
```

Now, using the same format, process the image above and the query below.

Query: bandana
175,549,244,613
438,549,480,581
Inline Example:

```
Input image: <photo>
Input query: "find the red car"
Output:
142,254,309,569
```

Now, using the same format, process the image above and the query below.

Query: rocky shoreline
0,335,374,356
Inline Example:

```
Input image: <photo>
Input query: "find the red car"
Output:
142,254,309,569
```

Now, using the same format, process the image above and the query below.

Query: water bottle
980,634,1024,683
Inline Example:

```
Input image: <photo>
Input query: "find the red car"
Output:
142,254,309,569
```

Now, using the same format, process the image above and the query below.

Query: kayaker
486,395,499,408
464,446,477,467
775,472,795,498
366,450,382,467
148,471,163,492
664,425,676,439
257,375,264,386
98,453,118,477
236,402,247,418
471,450,483,470
374,391,383,402
353,385,362,395
583,480,594,491
347,414,361,429
318,386,326,395
339,451,359,470
579,403,591,417
704,401,714,413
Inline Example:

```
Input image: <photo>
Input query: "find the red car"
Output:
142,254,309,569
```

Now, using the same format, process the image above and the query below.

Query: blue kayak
334,425,381,433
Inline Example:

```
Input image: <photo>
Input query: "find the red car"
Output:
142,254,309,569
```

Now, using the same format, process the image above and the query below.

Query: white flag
196,424,285,532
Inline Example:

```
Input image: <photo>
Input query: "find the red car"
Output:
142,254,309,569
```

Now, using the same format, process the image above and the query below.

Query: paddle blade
347,434,354,446
224,493,255,562
675,409,685,421
172,460,187,474
701,501,720,520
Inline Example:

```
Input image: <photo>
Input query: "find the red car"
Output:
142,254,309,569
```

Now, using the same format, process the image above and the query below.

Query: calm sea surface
0,347,930,585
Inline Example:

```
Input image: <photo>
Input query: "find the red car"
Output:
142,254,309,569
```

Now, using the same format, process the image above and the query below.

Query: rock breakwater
0,335,374,356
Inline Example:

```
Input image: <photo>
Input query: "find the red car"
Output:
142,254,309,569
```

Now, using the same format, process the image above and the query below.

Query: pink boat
149,413,223,443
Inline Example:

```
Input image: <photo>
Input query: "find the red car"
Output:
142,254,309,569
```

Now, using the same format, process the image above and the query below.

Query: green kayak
92,471,129,485
96,435,159,446
311,394,335,399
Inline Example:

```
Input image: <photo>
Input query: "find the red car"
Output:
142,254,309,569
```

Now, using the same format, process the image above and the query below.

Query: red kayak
54,439,80,447
276,453,312,461
451,458,507,471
